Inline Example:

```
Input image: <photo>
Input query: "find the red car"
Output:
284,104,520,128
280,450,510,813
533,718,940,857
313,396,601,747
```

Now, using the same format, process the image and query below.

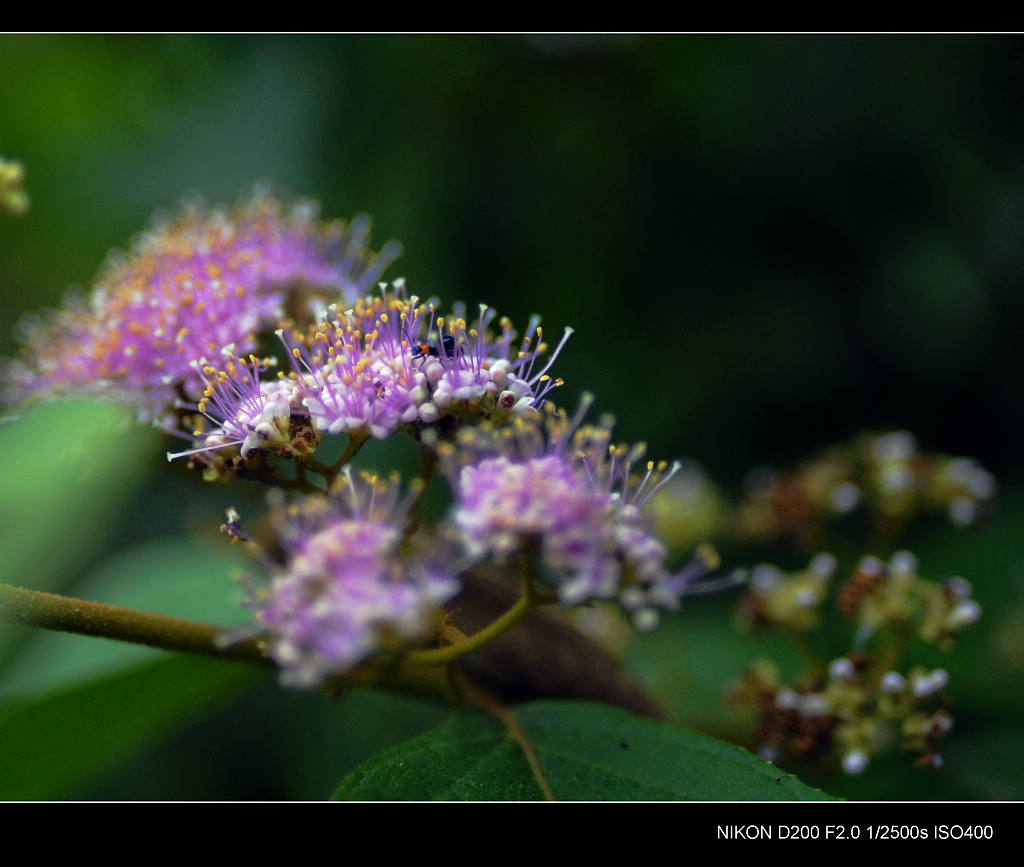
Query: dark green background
1,34,1023,800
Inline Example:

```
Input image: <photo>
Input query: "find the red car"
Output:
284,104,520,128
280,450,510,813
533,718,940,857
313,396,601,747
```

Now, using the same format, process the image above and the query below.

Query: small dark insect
404,326,457,369
410,333,456,362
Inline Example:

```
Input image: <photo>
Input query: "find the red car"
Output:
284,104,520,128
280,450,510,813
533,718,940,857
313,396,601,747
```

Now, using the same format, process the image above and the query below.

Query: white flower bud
889,550,917,577
829,657,856,683
842,750,870,775
809,552,838,580
945,599,982,630
880,671,906,693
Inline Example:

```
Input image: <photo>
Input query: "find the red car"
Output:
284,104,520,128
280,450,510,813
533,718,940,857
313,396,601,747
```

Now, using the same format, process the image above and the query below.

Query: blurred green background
2,34,1024,800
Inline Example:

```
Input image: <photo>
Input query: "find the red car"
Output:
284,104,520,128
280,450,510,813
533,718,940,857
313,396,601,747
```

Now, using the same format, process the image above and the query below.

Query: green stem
405,586,537,667
0,582,269,667
0,582,461,704
237,463,322,495
331,431,370,474
300,452,340,480
406,549,547,667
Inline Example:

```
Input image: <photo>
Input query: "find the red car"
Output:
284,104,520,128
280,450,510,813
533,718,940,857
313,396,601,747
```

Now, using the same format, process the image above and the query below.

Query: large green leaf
0,399,155,594
0,535,252,701
332,700,837,801
0,654,259,800
0,400,157,676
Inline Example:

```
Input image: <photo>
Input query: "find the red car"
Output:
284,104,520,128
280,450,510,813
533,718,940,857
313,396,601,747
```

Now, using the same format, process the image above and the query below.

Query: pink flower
444,398,719,629
5,187,399,424
238,470,460,688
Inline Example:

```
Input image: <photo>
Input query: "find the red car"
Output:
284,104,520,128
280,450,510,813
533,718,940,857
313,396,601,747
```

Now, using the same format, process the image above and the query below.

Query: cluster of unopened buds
733,657,957,775
731,549,982,773
2,185,722,691
0,155,29,217
728,430,996,548
649,431,996,564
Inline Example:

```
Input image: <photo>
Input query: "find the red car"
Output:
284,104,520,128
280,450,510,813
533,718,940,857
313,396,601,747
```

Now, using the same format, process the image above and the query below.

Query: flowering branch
0,575,665,719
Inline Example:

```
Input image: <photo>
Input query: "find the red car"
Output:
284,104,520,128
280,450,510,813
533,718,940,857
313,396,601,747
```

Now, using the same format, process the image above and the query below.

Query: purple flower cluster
240,471,459,688
5,187,399,423
235,397,705,688
443,399,718,630
4,185,717,687
177,282,573,465
171,350,319,465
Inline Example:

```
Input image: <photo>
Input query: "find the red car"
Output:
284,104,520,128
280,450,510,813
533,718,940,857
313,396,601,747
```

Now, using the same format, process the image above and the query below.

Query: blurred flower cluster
0,156,29,217
653,430,994,555
4,186,400,425
651,436,990,774
730,550,979,773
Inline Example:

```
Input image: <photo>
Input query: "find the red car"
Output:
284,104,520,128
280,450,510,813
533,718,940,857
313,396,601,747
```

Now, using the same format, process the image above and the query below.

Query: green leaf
332,700,838,801
0,535,252,700
0,399,155,593
0,654,259,800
